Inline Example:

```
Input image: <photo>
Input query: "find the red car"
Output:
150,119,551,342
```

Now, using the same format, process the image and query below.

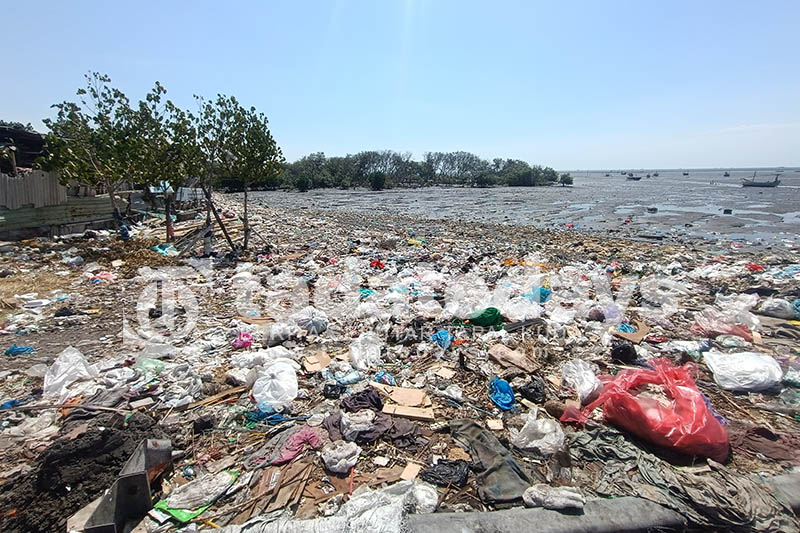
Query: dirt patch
0,412,167,533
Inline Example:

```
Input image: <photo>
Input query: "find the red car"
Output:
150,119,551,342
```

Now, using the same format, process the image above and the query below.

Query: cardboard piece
611,319,651,344
382,404,435,421
400,463,422,480
302,352,332,373
487,419,504,431
237,316,275,326
488,344,537,372
371,382,432,407
435,367,456,379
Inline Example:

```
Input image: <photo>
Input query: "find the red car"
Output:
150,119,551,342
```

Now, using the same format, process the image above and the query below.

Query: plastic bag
291,305,329,334
232,331,253,349
166,470,236,510
252,361,298,411
523,484,585,510
510,410,565,455
321,440,362,474
340,409,376,441
489,377,515,410
758,298,796,319
420,459,470,487
266,321,300,346
561,359,602,404
704,351,783,392
349,333,383,371
43,346,98,402
561,358,730,462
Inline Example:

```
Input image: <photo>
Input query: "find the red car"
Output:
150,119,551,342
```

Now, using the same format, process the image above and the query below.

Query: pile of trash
0,194,799,532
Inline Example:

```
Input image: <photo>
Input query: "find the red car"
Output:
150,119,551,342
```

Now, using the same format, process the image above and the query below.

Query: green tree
41,72,138,228
369,171,386,191
559,172,573,186
197,95,283,249
0,120,35,132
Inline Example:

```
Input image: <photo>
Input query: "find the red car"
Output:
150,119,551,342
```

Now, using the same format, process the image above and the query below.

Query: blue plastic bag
489,377,515,410
430,329,454,350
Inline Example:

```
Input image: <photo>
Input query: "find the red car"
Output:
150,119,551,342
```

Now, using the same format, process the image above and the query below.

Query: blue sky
3,1,799,168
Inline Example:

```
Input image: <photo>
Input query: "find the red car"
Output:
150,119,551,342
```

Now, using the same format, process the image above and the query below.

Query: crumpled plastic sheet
167,470,236,510
217,480,437,533
349,333,383,371
43,346,99,403
568,427,800,532
159,363,203,409
704,351,783,392
339,409,375,438
420,459,470,487
522,484,585,509
321,440,362,474
450,419,532,503
510,410,565,455
561,359,602,404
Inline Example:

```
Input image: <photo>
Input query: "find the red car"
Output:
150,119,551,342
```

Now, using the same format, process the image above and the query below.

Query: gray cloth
450,419,532,504
568,427,800,532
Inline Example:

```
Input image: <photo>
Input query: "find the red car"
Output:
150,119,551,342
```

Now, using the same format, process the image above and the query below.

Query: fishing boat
742,172,780,188
626,175,643,181
723,171,730,177
682,172,689,176
646,173,651,178
653,172,659,177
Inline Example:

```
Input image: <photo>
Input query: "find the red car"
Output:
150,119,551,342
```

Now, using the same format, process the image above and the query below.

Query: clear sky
3,1,799,169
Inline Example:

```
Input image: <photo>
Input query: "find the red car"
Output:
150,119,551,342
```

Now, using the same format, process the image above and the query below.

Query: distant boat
627,175,643,181
742,172,780,188
646,174,651,178
723,171,730,177
605,173,610,177
653,172,659,177
682,172,689,176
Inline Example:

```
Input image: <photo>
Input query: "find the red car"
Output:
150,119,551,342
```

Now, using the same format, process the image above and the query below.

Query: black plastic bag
420,459,470,487
519,376,547,403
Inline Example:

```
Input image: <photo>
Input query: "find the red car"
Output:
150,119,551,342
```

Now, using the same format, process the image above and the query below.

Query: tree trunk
243,183,250,250
165,193,175,242
106,179,121,231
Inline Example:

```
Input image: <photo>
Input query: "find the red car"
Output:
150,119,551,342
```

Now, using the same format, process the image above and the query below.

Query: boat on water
653,172,659,177
646,173,651,178
627,175,643,181
723,171,730,177
605,173,610,177
682,172,689,176
742,172,780,188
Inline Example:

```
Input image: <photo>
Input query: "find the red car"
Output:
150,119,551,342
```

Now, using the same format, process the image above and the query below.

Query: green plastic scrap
453,307,504,330
153,471,240,523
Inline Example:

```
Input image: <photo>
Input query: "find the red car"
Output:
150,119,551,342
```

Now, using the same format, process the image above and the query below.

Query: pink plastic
561,358,729,462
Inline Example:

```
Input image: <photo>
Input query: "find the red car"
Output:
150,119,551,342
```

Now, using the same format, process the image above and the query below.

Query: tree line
19,72,571,249
231,150,571,191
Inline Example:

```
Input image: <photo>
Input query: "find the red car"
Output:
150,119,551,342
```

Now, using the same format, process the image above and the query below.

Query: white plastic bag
758,298,796,319
322,440,362,474
523,484,585,509
291,305,329,334
704,351,783,392
43,346,98,402
167,470,236,510
266,321,301,346
252,360,298,411
510,410,565,455
349,333,383,371
561,359,602,404
340,409,376,441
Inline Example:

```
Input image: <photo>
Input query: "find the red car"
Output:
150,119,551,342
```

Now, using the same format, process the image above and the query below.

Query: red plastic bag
561,358,729,462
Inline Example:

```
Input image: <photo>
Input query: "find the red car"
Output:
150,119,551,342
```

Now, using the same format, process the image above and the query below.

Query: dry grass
0,270,72,302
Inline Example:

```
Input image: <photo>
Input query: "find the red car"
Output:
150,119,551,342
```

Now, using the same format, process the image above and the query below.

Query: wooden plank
370,382,431,407
183,386,246,410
